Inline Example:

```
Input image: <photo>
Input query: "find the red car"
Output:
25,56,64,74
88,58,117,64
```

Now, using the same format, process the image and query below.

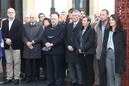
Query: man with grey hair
66,9,83,86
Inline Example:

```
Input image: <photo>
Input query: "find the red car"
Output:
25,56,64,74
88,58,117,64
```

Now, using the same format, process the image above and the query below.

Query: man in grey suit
22,13,43,84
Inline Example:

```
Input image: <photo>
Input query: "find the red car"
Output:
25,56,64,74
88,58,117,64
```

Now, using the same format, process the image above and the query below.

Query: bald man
2,8,23,84
22,13,43,84
23,14,30,24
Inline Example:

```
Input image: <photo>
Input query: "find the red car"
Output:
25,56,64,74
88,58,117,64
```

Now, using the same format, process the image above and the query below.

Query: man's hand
67,45,74,51
29,45,34,49
45,42,51,48
26,42,32,47
5,38,12,45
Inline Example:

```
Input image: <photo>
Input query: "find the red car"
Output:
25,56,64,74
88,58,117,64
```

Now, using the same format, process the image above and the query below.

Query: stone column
90,0,99,23
67,0,72,10
22,0,35,20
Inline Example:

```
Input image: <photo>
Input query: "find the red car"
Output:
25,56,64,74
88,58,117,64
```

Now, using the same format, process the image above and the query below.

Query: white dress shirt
8,18,15,31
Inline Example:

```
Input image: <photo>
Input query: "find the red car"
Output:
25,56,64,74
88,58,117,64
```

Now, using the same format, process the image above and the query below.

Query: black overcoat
66,21,83,63
100,29,126,73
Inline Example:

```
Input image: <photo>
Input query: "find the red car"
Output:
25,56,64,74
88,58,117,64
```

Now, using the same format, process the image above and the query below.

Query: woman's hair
82,15,91,24
42,17,51,25
110,14,123,31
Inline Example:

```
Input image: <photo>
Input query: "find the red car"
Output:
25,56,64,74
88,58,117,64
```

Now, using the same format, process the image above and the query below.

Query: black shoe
3,79,12,84
14,79,19,85
24,78,31,84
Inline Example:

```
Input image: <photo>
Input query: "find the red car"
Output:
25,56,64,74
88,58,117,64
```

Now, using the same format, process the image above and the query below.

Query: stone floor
0,73,71,86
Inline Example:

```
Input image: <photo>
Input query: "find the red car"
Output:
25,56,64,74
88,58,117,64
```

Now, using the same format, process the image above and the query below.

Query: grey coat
23,22,43,59
95,21,109,60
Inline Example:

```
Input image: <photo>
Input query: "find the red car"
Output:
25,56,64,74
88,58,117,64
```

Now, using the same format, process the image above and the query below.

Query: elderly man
23,13,43,84
2,8,23,85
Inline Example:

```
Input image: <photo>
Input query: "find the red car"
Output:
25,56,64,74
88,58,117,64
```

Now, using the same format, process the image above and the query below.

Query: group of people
0,7,127,86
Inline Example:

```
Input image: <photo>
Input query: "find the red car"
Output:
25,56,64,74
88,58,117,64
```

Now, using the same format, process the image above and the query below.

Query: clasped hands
45,42,53,48
26,42,33,49
5,38,12,45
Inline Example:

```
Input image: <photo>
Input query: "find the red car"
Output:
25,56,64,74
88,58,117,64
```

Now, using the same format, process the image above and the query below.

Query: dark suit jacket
42,23,65,55
2,18,23,49
66,20,83,63
100,28,126,73
76,25,96,56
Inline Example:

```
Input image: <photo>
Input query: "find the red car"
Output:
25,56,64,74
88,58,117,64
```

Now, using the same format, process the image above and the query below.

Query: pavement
0,73,71,86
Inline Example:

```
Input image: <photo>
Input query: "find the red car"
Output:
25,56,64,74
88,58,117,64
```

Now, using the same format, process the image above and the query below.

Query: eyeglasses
8,12,15,14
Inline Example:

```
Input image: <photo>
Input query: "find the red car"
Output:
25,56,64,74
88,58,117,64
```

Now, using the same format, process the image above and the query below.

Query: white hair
72,9,81,16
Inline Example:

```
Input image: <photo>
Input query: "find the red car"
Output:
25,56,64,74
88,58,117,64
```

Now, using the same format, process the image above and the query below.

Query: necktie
73,23,76,28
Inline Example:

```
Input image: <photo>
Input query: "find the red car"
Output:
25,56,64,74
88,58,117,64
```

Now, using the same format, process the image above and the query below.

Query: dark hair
38,13,45,18
50,12,60,18
82,16,91,24
43,18,51,25
109,14,123,31
68,8,75,13
80,9,85,13
101,9,109,15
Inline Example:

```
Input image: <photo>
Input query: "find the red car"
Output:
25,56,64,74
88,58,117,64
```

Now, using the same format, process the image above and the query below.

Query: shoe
3,79,12,84
14,79,19,85
24,78,31,84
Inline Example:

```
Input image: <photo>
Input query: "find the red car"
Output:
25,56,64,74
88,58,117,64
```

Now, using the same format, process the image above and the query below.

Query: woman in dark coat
76,16,96,86
100,14,126,86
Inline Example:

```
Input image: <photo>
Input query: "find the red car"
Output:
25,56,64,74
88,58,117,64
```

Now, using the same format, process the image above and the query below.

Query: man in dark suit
43,12,65,86
1,8,23,85
66,9,83,85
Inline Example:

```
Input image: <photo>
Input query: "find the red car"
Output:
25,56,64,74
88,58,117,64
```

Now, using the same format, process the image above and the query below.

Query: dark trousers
81,54,95,86
98,60,107,86
25,59,40,78
68,63,83,84
39,53,47,79
46,54,63,85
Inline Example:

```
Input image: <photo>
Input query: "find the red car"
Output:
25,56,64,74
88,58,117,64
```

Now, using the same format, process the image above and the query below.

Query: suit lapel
6,20,9,32
82,26,90,37
72,21,80,31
